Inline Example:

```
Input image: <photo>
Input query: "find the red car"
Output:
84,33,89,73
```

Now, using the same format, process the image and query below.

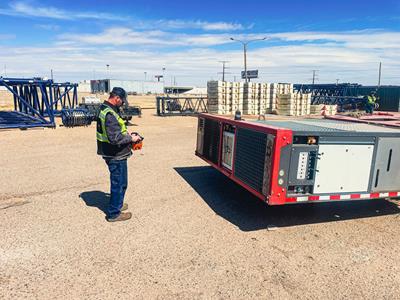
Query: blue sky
0,0,399,85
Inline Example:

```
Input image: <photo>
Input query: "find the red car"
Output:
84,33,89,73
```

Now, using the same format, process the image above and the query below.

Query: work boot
121,203,128,211
106,212,132,222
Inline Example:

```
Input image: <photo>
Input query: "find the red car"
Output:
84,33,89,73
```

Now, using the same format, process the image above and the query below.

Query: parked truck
195,113,400,205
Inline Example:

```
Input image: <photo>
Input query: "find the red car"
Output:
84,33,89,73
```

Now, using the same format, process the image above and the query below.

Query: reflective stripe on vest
96,106,127,143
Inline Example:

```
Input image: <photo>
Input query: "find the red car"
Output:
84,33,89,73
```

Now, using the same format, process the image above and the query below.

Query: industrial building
91,79,164,94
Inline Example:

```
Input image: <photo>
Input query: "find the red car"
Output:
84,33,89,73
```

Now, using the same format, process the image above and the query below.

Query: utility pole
243,44,247,82
378,62,382,87
51,69,54,81
144,71,147,81
336,79,339,85
218,60,230,82
312,70,319,85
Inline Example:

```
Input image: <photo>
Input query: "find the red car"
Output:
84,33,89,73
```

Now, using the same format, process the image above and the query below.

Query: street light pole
243,43,247,82
106,64,110,79
230,37,267,83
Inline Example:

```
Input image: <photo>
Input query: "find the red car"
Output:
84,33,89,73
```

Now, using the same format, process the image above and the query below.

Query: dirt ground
1,109,400,299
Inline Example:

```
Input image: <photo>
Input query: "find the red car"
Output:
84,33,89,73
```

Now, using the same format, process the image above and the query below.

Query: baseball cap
111,87,128,106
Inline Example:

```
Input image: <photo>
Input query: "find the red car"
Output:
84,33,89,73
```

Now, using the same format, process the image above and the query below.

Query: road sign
241,70,258,79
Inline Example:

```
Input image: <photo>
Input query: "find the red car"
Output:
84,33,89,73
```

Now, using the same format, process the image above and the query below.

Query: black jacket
97,102,132,159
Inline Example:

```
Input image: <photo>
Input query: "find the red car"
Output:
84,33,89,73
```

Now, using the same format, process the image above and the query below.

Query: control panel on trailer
195,114,400,205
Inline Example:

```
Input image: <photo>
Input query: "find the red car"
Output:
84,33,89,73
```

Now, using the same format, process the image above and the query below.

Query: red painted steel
196,113,400,206
325,112,400,128
267,129,293,205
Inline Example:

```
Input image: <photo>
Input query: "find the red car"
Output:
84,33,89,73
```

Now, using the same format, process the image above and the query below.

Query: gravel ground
1,109,400,299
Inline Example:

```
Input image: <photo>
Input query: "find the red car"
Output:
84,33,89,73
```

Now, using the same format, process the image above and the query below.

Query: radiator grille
203,118,220,164
234,128,268,193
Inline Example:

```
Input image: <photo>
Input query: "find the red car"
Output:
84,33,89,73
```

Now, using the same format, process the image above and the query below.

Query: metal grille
203,118,220,164
234,128,268,193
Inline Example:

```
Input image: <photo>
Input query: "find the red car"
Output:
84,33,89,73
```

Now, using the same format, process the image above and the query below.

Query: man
96,87,141,222
365,91,377,114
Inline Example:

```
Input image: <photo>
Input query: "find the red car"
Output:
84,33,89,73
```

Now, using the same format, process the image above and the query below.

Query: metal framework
294,83,366,111
0,77,55,129
51,82,78,114
156,96,208,116
0,77,81,129
61,108,93,127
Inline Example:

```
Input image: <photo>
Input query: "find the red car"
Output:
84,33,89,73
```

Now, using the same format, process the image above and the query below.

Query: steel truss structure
51,82,78,115
156,96,208,116
0,77,56,129
0,77,81,129
294,84,366,111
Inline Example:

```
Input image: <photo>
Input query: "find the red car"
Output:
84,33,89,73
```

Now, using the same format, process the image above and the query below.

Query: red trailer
195,113,400,205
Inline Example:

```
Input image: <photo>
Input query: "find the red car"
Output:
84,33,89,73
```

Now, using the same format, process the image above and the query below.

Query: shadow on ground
175,166,400,231
79,191,110,215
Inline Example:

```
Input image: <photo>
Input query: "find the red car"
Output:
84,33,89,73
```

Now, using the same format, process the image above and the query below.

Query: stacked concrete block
300,93,312,115
207,81,310,116
207,81,228,114
269,83,279,113
276,94,297,116
276,83,294,94
207,80,244,114
275,92,312,116
243,82,259,115
257,83,270,115
229,81,244,113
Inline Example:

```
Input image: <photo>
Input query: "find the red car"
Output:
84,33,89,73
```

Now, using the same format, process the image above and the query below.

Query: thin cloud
35,24,60,31
0,1,251,33
60,27,400,51
269,30,400,49
1,35,398,86
58,27,234,47
157,20,248,31
1,19,399,85
0,1,124,20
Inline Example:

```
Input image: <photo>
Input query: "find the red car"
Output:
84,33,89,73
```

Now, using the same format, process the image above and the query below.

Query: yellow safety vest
96,105,127,143
367,95,376,104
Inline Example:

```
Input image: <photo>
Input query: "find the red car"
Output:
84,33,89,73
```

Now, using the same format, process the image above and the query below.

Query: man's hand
131,133,142,143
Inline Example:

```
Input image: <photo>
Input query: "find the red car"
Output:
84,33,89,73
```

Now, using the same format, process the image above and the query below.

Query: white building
91,79,164,94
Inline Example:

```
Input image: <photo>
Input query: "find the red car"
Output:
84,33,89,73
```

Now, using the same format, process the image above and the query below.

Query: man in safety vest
365,91,377,114
96,87,141,222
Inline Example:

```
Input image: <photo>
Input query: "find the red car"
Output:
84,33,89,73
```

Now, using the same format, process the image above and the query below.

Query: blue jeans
105,159,128,218
365,103,374,114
